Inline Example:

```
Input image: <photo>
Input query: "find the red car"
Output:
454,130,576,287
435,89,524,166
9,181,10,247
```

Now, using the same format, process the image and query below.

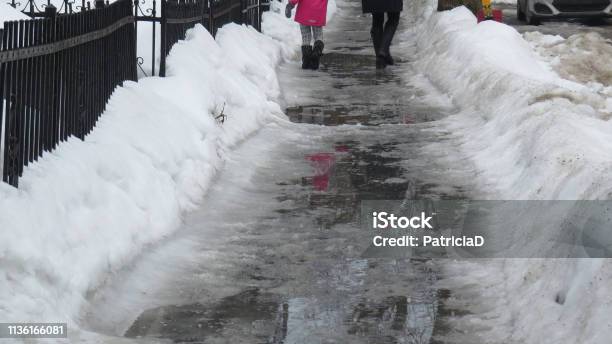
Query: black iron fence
159,0,207,76
0,0,136,186
139,0,267,76
0,0,269,187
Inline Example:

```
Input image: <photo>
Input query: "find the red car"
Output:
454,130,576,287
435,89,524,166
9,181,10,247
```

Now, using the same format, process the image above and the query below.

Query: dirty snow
525,31,612,115
406,1,612,343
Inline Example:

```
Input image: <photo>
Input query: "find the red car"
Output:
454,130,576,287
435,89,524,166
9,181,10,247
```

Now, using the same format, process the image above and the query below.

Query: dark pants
371,12,400,57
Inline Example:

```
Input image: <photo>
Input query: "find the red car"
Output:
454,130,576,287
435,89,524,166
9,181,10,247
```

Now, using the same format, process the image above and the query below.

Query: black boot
311,40,324,70
382,49,394,66
376,56,387,69
301,45,313,69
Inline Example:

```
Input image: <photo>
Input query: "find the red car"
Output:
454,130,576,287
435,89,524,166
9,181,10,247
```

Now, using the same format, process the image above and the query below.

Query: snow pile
407,2,612,343
525,31,612,114
0,22,292,338
411,4,612,200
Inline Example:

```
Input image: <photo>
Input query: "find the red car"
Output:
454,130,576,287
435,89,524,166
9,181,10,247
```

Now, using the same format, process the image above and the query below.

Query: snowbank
407,2,612,343
412,4,612,200
0,21,293,339
525,31,612,114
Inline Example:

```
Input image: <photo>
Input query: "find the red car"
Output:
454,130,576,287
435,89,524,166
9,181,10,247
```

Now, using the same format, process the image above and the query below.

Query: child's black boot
310,40,324,70
301,45,313,69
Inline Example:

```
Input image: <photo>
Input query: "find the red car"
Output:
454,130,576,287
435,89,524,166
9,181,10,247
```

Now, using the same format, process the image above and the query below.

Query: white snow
0,2,29,24
0,1,340,340
406,1,612,343
5,0,610,342
0,17,299,342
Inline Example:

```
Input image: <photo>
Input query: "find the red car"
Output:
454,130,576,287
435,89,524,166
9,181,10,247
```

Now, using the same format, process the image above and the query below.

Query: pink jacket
289,0,328,27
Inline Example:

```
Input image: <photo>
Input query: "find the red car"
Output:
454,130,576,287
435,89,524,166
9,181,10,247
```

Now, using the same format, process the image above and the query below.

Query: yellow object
482,0,492,18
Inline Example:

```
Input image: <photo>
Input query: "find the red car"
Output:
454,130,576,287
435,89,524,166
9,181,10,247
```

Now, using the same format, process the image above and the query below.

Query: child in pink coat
285,0,329,70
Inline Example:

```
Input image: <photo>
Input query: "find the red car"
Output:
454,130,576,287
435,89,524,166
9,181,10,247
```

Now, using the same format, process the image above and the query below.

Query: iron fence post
133,0,139,74
151,0,157,75
95,0,104,8
159,0,167,76
208,0,213,34
46,4,59,152
257,0,261,31
240,0,244,24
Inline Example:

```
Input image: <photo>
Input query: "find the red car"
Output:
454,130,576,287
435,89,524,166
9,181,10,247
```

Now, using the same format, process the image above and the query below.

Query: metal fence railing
0,0,136,187
241,0,263,32
0,0,270,187
134,0,268,76
159,0,208,76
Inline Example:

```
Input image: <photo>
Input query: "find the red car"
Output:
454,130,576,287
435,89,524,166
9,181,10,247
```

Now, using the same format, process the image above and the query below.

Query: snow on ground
406,1,612,343
0,1,338,341
0,11,302,341
525,31,612,114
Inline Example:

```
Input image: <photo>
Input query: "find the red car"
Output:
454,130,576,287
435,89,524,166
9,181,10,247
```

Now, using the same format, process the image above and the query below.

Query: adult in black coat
362,0,403,68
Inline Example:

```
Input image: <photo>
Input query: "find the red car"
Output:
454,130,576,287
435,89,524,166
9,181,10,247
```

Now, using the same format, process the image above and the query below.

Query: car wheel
517,1,526,21
525,1,541,25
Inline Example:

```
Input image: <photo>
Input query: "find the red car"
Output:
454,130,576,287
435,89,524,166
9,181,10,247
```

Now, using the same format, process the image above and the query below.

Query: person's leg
380,12,400,65
311,26,324,69
371,13,384,57
300,24,313,46
300,25,313,69
312,26,323,43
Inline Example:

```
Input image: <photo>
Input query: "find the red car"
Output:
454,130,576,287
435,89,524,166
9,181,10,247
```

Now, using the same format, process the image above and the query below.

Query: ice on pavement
0,22,291,339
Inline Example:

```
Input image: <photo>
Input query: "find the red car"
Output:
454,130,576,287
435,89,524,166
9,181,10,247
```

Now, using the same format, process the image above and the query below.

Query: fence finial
45,4,58,17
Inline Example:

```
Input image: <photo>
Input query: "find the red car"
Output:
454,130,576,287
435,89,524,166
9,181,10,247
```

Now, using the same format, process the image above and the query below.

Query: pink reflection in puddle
305,153,335,191
402,114,415,124
305,146,351,191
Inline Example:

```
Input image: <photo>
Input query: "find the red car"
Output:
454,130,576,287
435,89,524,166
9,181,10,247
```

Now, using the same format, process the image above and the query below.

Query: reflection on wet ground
285,103,440,126
126,288,281,343
119,1,479,343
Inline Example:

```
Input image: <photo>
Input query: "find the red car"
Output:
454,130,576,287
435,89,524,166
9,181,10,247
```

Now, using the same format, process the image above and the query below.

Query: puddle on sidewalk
122,125,467,343
125,288,282,343
118,1,476,343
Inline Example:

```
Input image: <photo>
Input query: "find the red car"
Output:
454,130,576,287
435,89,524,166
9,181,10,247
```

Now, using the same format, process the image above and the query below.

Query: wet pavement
83,1,484,343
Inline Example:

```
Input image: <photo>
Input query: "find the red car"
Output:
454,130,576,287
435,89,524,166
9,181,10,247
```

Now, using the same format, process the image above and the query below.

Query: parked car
517,0,612,25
